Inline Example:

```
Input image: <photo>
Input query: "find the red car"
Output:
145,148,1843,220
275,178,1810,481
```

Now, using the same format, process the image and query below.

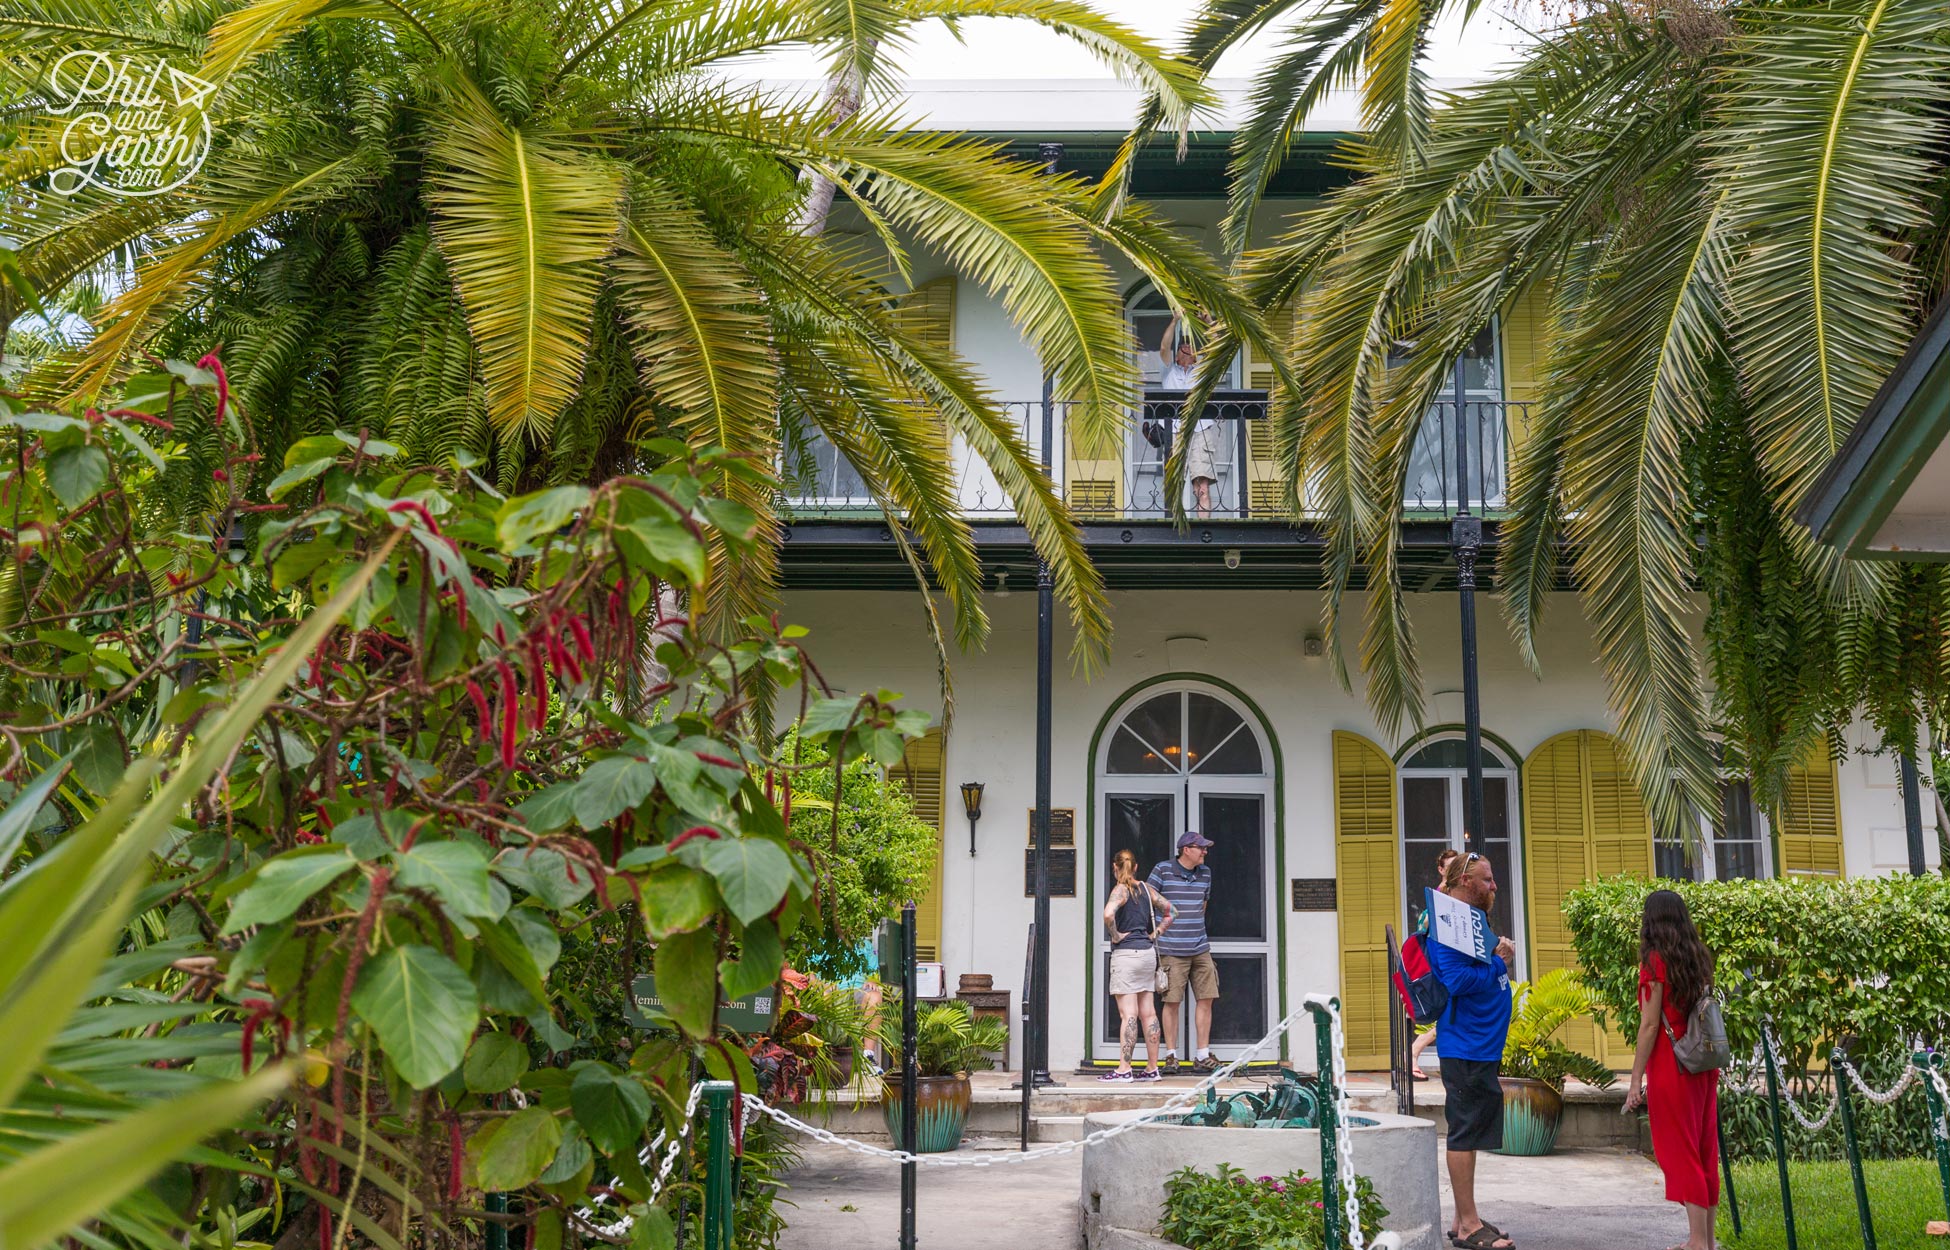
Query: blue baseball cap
1178,831,1213,850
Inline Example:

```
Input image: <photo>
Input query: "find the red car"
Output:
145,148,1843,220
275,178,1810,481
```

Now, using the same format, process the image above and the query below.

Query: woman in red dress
1623,889,1720,1250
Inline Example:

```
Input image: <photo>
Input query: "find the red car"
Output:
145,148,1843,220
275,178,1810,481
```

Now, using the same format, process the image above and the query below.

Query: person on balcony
1159,311,1220,518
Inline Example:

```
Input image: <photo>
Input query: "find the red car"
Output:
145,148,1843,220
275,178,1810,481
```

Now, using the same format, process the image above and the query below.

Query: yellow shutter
1498,282,1550,466
893,728,947,962
1332,731,1401,1068
1777,745,1843,879
894,276,956,352
1067,422,1123,517
1244,302,1296,517
1521,729,1652,1064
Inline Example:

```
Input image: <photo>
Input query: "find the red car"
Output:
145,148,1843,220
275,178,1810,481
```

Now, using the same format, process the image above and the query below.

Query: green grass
1721,1159,1949,1250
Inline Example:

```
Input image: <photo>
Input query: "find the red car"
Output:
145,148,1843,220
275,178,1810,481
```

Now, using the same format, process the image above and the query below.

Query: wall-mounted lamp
960,781,985,857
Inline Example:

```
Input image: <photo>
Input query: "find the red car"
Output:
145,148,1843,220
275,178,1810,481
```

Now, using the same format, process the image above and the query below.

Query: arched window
1398,732,1523,957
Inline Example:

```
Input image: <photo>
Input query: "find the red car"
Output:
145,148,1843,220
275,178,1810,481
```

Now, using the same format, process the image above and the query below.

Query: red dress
1640,953,1721,1207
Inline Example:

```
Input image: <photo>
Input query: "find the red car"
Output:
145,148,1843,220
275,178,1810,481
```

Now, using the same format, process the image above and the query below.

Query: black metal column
899,903,918,1249
1452,365,1486,855
1028,140,1063,1089
1901,750,1927,877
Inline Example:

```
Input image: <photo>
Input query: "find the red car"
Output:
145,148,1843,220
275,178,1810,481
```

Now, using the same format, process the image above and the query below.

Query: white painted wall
782,586,1938,1069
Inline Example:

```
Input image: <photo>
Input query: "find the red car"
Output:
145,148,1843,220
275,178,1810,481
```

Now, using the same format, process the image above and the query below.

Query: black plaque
1290,878,1337,911
1024,847,1078,897
1027,807,1076,847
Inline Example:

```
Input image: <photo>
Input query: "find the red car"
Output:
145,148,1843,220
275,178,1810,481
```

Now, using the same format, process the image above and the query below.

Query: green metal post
484,1193,508,1250
1921,1049,1950,1223
702,1081,735,1250
1308,1002,1343,1250
1717,1105,1741,1236
1760,1026,1798,1250
1832,1051,1876,1250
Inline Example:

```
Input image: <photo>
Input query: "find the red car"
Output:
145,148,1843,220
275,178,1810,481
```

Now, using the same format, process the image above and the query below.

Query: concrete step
1030,1115,1088,1143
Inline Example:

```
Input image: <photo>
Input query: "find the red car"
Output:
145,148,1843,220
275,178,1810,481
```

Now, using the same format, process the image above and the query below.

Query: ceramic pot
1495,1076,1564,1156
817,1045,856,1089
881,1073,972,1152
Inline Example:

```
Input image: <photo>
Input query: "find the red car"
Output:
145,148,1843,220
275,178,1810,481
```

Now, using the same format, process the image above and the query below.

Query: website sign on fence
46,51,214,198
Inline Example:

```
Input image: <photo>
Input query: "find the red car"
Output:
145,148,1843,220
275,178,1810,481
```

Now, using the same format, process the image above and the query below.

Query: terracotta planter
881,1073,972,1153
1495,1076,1564,1156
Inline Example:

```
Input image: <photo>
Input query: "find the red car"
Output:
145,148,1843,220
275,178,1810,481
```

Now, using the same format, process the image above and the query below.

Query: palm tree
0,0,1278,667
1160,0,1950,824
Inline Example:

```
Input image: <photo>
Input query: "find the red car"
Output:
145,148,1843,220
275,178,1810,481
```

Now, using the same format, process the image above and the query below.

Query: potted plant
794,976,871,1090
876,998,1008,1151
1497,969,1616,1155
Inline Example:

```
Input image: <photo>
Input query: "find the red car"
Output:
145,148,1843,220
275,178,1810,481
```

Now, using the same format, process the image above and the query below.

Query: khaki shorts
1185,425,1222,484
1158,952,1220,1004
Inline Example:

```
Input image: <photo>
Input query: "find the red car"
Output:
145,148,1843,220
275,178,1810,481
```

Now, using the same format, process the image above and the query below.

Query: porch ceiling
980,132,1352,200
777,518,1575,592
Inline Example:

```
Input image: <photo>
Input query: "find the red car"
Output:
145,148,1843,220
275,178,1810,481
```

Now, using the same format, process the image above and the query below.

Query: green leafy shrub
1502,970,1616,1091
1157,1162,1388,1250
783,734,939,981
0,366,926,1247
1563,876,1950,1073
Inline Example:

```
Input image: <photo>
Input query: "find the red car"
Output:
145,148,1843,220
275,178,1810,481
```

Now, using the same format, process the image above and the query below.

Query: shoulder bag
1665,988,1731,1074
1143,886,1170,993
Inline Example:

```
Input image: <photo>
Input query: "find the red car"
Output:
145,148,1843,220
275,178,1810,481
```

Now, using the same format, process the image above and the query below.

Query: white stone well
1078,1107,1440,1250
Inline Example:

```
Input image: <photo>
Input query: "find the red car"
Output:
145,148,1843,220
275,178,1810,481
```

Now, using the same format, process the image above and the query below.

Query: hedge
1561,875,1950,1074
1564,875,1950,1162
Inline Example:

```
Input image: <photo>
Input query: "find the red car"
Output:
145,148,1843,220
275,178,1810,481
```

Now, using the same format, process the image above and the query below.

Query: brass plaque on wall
1026,807,1075,846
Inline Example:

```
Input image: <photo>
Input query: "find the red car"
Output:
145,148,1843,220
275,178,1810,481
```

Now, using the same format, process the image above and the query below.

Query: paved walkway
778,1140,1691,1250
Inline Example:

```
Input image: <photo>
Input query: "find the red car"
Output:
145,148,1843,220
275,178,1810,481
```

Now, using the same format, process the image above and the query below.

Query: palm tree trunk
794,56,873,239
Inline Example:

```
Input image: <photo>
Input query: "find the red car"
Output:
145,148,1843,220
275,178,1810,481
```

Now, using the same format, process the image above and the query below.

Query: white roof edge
743,76,1459,133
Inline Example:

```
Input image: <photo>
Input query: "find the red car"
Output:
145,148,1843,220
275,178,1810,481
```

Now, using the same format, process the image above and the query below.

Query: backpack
1387,923,1450,1026
1665,990,1731,1074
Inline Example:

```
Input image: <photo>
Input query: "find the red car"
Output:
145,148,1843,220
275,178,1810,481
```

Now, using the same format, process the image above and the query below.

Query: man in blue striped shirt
1147,831,1219,1072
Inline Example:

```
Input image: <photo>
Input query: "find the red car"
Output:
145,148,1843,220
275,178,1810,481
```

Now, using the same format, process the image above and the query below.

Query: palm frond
426,75,624,442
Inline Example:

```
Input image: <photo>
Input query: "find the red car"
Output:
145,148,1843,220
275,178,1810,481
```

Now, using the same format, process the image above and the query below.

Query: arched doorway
1092,681,1276,1062
1397,732,1524,968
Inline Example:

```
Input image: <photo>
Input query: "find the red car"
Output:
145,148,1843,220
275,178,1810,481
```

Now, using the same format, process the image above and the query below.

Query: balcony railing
781,392,1531,524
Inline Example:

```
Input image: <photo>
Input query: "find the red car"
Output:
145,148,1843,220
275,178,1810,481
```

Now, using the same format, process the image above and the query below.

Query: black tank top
1112,883,1155,951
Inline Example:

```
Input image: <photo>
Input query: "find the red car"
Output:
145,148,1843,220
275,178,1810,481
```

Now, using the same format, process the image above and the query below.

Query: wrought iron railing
780,393,1533,524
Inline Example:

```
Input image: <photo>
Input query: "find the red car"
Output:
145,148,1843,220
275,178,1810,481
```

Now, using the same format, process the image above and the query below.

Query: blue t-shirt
1147,858,1211,956
1427,924,1513,1062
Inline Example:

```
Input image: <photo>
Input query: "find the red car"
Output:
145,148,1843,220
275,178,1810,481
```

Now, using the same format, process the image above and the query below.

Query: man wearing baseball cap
1147,831,1219,1072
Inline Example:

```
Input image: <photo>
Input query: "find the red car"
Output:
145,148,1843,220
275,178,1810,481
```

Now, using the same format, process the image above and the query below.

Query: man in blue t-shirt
1427,852,1516,1250
1148,832,1219,1072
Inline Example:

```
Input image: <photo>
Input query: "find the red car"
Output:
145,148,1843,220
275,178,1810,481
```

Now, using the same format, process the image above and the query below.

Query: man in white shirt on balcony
1159,312,1220,518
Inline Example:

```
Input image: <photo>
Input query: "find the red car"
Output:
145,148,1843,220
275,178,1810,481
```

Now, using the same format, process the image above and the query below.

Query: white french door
1093,776,1275,1062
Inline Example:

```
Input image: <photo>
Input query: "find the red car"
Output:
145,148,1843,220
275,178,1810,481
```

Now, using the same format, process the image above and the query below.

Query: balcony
781,393,1530,525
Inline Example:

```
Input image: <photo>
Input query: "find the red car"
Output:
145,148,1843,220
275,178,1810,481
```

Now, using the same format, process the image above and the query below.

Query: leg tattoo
1120,1016,1138,1065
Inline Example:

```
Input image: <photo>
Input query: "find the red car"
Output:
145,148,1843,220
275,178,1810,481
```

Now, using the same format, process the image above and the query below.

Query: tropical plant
0,0,1292,675
793,975,872,1051
1151,0,1950,829
1157,1163,1388,1250
0,544,372,1247
0,356,930,1246
783,733,940,980
1500,970,1614,1092
876,997,1008,1077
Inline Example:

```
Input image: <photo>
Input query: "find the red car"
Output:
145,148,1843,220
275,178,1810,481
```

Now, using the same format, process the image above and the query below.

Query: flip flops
1452,1221,1514,1249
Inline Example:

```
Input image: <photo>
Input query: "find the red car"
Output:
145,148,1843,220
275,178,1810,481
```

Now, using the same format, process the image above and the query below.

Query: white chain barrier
1760,1025,1840,1133
747,994,1325,1167
575,1080,707,1241
1925,1061,1950,1144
